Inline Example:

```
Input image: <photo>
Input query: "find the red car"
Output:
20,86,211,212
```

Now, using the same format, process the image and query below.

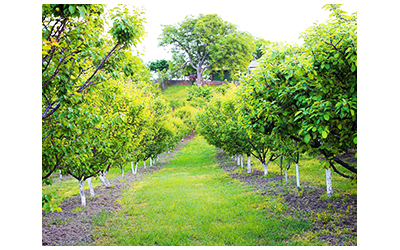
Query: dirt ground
216,150,357,246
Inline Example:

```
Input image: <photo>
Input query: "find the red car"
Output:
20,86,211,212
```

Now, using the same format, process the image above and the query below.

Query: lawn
90,136,311,246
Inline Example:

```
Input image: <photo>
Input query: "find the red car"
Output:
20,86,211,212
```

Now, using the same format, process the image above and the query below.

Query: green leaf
325,64,330,69
353,137,357,144
78,6,86,18
323,114,329,121
322,131,328,139
304,134,311,143
351,65,356,72
69,5,75,14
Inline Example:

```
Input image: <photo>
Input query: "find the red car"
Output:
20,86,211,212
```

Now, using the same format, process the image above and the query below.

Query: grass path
91,136,310,246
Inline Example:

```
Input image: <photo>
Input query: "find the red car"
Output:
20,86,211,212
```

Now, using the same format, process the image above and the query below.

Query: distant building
247,60,259,75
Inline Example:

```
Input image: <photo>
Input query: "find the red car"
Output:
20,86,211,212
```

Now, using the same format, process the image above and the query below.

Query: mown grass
90,136,312,246
161,85,191,102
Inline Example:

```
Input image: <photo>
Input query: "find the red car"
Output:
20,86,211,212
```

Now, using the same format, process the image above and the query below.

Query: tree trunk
59,169,62,180
326,168,333,197
237,154,240,166
263,160,270,176
284,170,288,184
196,68,202,87
144,160,146,170
78,180,86,207
99,171,111,188
240,154,243,168
87,177,95,198
150,157,153,167
247,154,251,173
296,162,300,188
284,161,291,184
157,154,160,162
131,161,135,174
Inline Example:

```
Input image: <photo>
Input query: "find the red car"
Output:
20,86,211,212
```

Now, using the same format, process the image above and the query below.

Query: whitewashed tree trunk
237,154,240,166
87,178,95,198
240,154,243,168
79,180,86,207
59,169,62,180
296,162,300,188
157,155,160,162
247,155,251,173
99,171,111,188
150,157,153,167
135,161,138,174
231,155,234,160
131,161,135,174
326,168,333,197
121,167,124,178
144,161,146,170
263,161,270,176
284,170,288,184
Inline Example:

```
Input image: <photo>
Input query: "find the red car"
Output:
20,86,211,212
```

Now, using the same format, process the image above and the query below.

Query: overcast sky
121,0,358,64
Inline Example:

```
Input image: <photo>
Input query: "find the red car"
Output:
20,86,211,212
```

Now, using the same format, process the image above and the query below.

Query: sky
118,0,359,64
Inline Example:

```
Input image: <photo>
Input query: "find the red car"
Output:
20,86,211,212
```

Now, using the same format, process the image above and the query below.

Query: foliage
148,59,170,72
238,4,357,179
159,14,256,86
253,37,272,60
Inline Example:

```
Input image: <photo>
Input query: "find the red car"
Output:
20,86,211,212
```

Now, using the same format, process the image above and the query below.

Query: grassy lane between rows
90,136,312,246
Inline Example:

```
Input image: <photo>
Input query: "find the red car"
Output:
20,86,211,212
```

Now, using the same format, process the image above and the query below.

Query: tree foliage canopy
158,14,255,86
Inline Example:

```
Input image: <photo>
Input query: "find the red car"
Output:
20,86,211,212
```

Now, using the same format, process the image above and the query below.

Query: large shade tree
158,14,255,86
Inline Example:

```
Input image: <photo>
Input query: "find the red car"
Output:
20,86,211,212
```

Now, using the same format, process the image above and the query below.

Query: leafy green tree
148,59,170,90
42,4,146,121
159,14,255,86
42,4,147,181
237,4,357,195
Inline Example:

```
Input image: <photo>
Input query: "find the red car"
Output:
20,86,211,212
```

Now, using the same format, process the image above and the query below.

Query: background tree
252,37,272,60
159,14,255,86
148,59,170,90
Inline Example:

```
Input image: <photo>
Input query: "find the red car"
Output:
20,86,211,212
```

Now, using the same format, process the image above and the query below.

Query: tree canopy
158,14,255,86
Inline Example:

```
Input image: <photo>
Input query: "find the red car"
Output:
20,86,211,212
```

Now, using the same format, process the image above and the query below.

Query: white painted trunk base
240,154,243,168
296,162,300,188
263,161,270,176
144,161,146,170
87,178,95,198
99,171,111,188
79,180,86,207
150,157,153,167
326,168,333,197
247,155,251,173
284,170,288,184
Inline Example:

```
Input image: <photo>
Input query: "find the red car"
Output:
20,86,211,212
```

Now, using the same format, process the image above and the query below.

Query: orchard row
196,5,357,197
42,4,193,210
